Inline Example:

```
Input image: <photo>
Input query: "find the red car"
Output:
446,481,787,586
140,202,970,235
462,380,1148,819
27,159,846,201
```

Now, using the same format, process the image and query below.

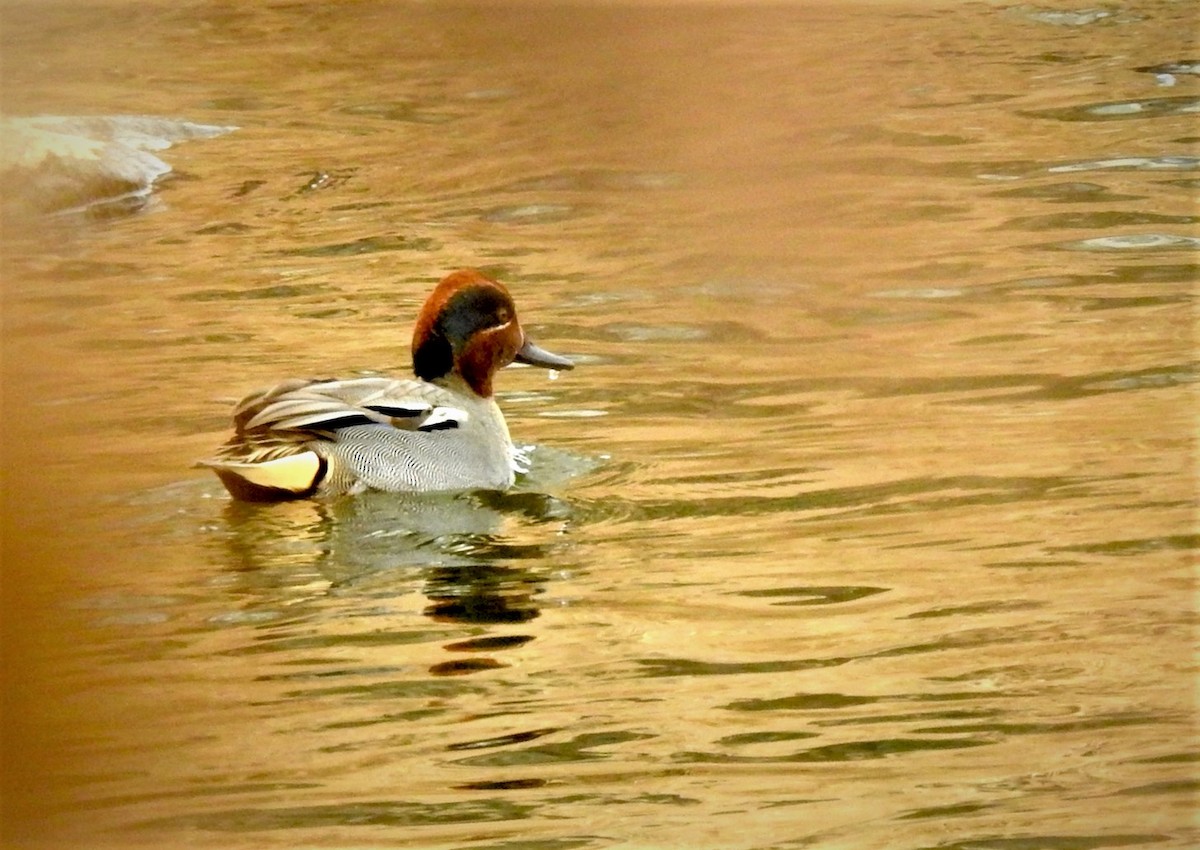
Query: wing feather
211,376,470,466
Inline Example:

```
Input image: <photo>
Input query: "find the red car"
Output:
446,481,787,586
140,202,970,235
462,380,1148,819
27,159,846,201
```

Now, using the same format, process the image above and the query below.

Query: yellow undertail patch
203,452,323,501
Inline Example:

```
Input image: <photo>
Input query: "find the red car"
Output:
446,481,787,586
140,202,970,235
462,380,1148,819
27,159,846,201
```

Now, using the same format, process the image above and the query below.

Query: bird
200,269,574,501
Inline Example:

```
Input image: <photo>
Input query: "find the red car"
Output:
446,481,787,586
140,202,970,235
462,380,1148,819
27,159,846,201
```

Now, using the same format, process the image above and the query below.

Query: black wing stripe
364,404,429,418
305,413,379,431
417,418,460,432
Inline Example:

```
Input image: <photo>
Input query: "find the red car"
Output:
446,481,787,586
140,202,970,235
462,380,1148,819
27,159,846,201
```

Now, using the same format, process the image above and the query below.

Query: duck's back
207,376,518,498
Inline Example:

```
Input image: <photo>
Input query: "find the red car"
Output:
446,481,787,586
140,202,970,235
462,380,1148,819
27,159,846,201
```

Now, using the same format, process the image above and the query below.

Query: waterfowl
201,269,574,501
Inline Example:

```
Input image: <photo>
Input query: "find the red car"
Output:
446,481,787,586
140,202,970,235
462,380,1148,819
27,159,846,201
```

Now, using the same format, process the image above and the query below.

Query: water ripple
1025,95,1200,122
672,736,990,765
447,730,655,768
1051,234,1200,251
280,234,440,256
574,473,1108,525
920,832,1166,849
146,798,535,831
1047,156,1199,173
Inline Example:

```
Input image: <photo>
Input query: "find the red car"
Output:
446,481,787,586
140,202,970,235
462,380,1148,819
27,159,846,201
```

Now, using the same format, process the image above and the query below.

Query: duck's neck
428,371,490,399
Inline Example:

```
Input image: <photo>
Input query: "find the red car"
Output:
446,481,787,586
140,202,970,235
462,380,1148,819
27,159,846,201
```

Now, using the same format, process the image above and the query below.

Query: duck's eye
495,307,511,325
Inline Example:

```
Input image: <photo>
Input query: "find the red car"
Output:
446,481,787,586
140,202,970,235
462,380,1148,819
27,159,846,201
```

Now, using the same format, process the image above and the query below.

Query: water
1,2,1196,848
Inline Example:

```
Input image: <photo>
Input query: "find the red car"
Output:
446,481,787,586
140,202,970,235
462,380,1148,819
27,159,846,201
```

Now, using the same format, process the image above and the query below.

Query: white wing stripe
416,406,469,431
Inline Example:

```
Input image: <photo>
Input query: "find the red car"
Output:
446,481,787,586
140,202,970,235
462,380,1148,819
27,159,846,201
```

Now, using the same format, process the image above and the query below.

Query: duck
200,269,574,501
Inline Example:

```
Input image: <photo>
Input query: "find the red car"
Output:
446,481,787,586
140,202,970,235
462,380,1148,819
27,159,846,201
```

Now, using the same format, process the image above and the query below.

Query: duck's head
411,269,574,397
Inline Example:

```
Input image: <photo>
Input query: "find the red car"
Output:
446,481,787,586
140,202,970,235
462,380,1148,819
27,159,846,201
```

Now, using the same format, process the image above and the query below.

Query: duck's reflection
211,487,572,673
424,561,542,624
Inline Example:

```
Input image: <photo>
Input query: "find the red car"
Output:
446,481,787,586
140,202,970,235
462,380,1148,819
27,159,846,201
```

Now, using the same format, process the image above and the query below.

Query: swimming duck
201,269,574,501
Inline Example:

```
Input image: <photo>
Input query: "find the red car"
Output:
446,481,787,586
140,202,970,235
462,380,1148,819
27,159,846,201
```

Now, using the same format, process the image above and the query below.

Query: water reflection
153,798,537,832
2,1,1196,848
424,562,543,627
0,115,234,216
210,487,574,684
1022,95,1200,121
216,486,570,568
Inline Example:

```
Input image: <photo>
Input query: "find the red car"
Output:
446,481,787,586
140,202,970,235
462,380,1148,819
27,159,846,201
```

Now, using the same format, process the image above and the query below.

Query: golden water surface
1,1,1197,848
